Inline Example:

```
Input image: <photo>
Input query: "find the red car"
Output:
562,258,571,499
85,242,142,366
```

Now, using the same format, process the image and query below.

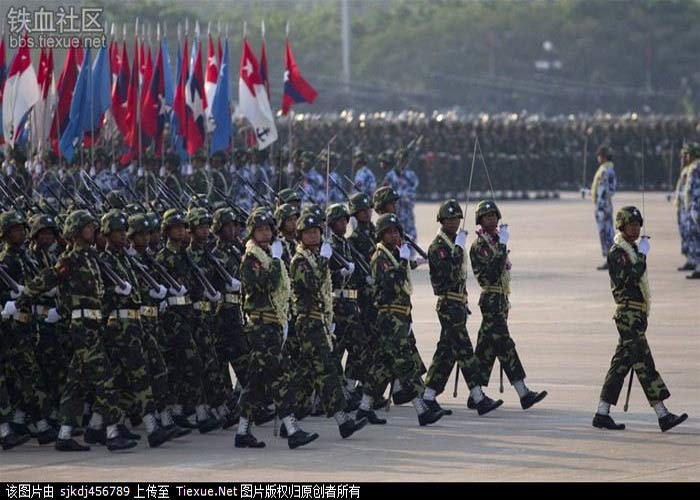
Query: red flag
50,43,81,154
281,38,317,115
204,34,218,108
185,40,206,156
142,41,165,148
109,38,120,85
122,38,141,163
172,36,189,145
111,41,130,136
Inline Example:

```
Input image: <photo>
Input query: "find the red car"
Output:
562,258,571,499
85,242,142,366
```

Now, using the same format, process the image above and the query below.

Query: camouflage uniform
674,148,693,264
684,147,700,275
591,158,617,258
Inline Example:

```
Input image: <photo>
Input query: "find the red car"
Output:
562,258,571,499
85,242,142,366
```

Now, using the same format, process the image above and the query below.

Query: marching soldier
683,143,700,279
593,206,688,432
469,201,547,410
674,143,694,271
274,203,301,265
352,151,377,197
276,188,303,212
395,148,420,247
424,200,503,416
591,146,617,270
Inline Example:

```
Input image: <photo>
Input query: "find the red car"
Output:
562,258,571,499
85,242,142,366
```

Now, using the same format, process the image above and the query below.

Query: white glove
159,300,167,313
498,224,510,244
455,230,467,249
10,284,24,300
340,262,355,277
43,287,58,298
2,301,17,319
282,322,289,342
320,242,333,259
226,277,241,293
399,243,411,261
114,281,132,296
349,216,358,231
365,275,374,286
638,235,650,256
149,284,167,300
329,322,336,334
169,284,187,297
271,240,284,260
205,290,222,302
44,308,60,324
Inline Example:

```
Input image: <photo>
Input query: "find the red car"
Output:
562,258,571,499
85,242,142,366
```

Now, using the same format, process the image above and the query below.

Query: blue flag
59,46,91,163
210,39,232,154
84,44,111,140
162,37,174,107
170,40,187,162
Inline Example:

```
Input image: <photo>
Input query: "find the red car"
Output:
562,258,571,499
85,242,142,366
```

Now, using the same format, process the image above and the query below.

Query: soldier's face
109,229,127,248
192,224,210,242
331,218,348,236
682,153,690,166
622,221,641,242
481,212,499,233
7,225,26,246
441,217,461,235
80,224,96,244
36,228,56,248
149,231,161,248
130,231,149,250
219,222,236,242
168,224,187,242
356,208,372,223
282,216,298,235
384,201,397,214
253,225,272,247
301,227,321,247
382,226,401,247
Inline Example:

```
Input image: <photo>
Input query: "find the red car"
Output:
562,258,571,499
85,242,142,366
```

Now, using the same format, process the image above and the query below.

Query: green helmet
301,151,316,164
373,186,400,211
326,203,349,225
277,188,302,206
437,199,463,222
212,207,237,234
100,209,129,235
301,204,326,223
188,194,211,211
474,200,501,225
686,142,700,159
127,213,153,237
161,208,187,232
186,207,212,229
29,213,59,240
377,150,394,165
296,212,323,233
124,203,144,217
375,213,402,240
105,190,127,210
348,192,372,215
63,209,96,240
146,212,161,231
0,210,28,239
246,207,275,234
615,206,644,231
274,203,300,230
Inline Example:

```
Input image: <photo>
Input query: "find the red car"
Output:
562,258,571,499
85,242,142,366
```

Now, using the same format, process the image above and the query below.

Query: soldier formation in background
0,137,692,453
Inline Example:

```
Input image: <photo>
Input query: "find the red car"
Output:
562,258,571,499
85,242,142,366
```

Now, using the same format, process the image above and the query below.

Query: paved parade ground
2,192,698,482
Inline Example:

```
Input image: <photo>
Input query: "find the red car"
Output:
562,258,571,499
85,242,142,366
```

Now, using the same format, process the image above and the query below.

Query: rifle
0,264,21,294
126,253,163,290
235,172,271,207
140,252,182,291
184,252,219,298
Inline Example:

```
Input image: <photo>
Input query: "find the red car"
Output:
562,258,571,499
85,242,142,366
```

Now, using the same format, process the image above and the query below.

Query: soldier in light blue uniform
684,143,700,279
230,149,255,213
674,144,694,271
353,151,376,197
395,148,420,243
326,152,345,203
591,146,617,270
301,151,326,206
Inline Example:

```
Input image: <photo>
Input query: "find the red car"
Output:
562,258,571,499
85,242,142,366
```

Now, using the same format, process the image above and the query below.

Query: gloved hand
43,287,58,298
159,300,167,313
320,242,333,259
365,276,375,286
282,322,289,342
10,284,24,300
340,262,355,277
638,235,651,256
349,216,358,231
399,243,411,261
2,301,17,319
149,284,167,300
329,323,336,334
114,281,132,296
499,224,510,244
226,277,242,292
455,230,467,249
271,240,284,260
169,284,188,297
205,290,222,302
44,308,60,324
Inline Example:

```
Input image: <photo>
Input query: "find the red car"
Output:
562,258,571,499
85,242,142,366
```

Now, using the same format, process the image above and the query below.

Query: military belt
378,304,411,316
333,289,358,300
440,292,468,303
297,311,325,321
140,306,158,318
616,301,648,313
5,311,32,323
481,286,505,294
167,296,191,306
247,312,281,325
32,305,51,317
107,309,141,321
71,309,102,321
193,301,212,312
224,293,241,304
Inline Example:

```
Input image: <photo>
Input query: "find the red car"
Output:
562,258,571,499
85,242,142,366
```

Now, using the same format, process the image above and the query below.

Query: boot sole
661,414,688,432
592,421,626,430
3,434,32,450
521,391,548,410
288,433,319,449
478,399,504,416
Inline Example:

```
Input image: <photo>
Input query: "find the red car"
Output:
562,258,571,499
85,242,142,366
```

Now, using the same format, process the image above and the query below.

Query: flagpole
138,20,144,199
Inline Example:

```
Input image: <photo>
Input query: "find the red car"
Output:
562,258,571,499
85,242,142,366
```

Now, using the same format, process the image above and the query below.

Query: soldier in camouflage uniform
356,213,445,426
423,200,503,416
0,211,57,446
237,208,318,449
469,201,547,411
156,209,220,434
16,209,136,451
683,143,700,279
593,206,688,432
276,188,303,212
275,203,301,265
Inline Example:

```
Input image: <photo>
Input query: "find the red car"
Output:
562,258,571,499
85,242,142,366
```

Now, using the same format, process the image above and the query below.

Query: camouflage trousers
474,309,526,387
140,317,172,411
688,221,700,262
103,317,157,419
0,329,13,421
161,307,205,409
292,316,346,417
600,310,670,406
332,300,369,383
35,321,70,415
192,310,229,408
3,318,50,420
215,305,250,390
596,208,615,258
364,312,424,402
59,318,121,427
677,212,690,259
356,293,380,387
426,298,480,394
238,321,293,420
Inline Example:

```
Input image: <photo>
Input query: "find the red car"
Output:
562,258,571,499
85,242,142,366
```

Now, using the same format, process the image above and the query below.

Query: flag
281,38,317,115
162,37,174,108
0,35,7,146
109,38,120,86
2,34,40,148
59,46,91,163
111,41,130,136
185,39,206,155
210,39,232,154
204,34,218,131
170,38,187,161
32,47,55,154
142,38,169,153
122,38,143,163
238,38,277,150
260,32,270,99
82,43,111,148
50,42,81,154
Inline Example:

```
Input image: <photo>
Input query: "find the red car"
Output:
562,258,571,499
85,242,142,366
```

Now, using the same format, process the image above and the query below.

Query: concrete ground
2,192,698,481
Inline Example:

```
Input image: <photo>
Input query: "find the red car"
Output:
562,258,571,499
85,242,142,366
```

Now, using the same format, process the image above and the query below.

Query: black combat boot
2,432,31,450
425,399,453,416
106,435,138,451
592,413,625,430
84,427,106,445
197,416,221,434
418,408,445,426
147,426,173,448
117,424,141,440
339,417,368,439
55,438,90,451
476,396,504,416
659,413,688,432
520,390,548,410
36,427,58,445
356,408,387,425
287,430,319,449
235,432,265,448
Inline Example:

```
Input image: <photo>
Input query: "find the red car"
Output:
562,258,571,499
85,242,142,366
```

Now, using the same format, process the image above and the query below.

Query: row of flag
0,26,318,165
